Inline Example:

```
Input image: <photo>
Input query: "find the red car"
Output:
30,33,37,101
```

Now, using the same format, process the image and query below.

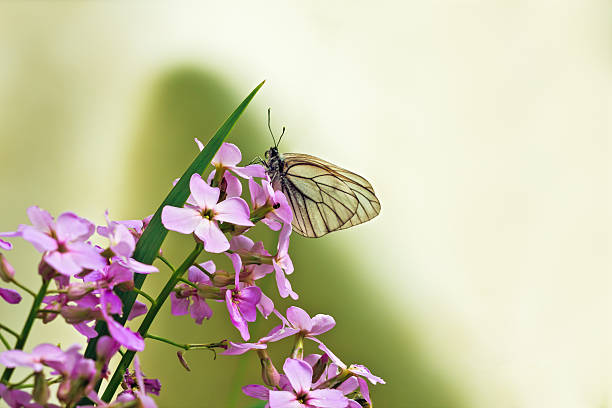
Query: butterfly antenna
267,108,277,147
277,126,286,147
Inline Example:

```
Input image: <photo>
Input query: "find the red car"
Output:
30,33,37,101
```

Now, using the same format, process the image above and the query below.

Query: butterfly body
263,147,381,238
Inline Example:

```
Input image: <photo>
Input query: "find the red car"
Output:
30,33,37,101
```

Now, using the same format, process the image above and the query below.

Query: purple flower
266,358,348,408
161,173,253,253
285,306,336,338
100,291,144,351
273,224,298,299
97,212,158,275
0,344,66,372
249,178,293,231
202,140,266,179
225,253,262,340
1,206,106,276
0,287,21,304
170,261,215,324
0,384,49,408
116,356,158,408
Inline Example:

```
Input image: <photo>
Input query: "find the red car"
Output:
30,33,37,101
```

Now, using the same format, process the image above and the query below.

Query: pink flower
249,178,293,231
1,206,106,276
0,343,66,372
267,358,348,408
170,261,215,324
0,287,21,304
199,140,266,179
284,306,336,338
225,253,262,341
116,356,157,408
273,224,298,299
100,291,144,351
161,174,253,253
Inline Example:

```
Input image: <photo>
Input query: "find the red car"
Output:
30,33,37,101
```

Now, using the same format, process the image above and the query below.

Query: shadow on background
121,65,466,408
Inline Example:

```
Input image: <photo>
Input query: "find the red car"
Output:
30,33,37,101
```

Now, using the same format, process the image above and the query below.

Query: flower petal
161,206,201,234
232,164,267,179
128,301,148,321
26,206,54,234
283,358,313,395
273,261,298,300
215,197,254,226
0,239,12,250
268,390,302,408
170,293,190,316
189,173,220,210
222,341,267,356
286,307,313,332
0,288,21,304
226,289,250,341
242,384,270,401
307,389,349,408
56,212,95,242
190,297,213,324
309,314,336,336
212,143,242,167
194,219,229,253
21,227,57,252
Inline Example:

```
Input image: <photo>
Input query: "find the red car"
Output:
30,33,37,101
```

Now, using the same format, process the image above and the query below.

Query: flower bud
0,253,15,282
38,259,56,281
66,283,93,300
256,349,279,388
312,354,329,383
212,270,233,287
33,371,49,405
61,306,99,324
177,351,191,372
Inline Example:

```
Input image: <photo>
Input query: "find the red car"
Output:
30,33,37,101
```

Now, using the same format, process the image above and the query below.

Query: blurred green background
0,2,609,408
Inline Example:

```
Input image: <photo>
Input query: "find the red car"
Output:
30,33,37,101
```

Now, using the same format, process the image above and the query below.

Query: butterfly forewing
280,153,380,237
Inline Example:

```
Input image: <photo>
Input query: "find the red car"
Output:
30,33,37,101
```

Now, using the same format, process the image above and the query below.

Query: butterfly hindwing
280,153,380,237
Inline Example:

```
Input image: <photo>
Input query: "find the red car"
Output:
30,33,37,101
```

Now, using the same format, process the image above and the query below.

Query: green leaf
82,80,265,362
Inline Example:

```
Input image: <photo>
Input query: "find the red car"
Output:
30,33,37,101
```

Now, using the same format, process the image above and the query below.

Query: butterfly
261,110,381,238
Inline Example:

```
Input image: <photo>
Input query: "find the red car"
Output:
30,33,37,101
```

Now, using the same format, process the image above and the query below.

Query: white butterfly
262,111,381,238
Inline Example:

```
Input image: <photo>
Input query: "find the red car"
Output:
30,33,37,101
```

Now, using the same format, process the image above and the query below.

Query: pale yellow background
0,1,610,408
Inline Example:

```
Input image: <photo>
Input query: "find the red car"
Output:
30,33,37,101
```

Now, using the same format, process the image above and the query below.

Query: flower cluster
0,141,384,407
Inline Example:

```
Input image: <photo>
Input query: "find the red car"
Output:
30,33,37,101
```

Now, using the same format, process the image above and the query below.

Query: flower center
201,209,215,220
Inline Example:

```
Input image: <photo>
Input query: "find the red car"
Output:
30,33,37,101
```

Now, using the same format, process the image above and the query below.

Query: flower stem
0,332,10,349
1,278,50,383
156,255,175,272
145,333,226,351
11,278,37,297
0,323,20,339
193,263,214,279
100,243,203,402
177,277,199,289
132,288,156,307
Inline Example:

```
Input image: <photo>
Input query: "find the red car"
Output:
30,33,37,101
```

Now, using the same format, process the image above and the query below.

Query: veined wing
282,153,380,237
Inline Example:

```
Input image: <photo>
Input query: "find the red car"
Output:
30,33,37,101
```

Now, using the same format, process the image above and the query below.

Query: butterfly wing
281,153,380,237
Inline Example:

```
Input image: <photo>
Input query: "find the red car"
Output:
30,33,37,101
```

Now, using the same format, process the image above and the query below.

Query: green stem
0,332,10,349
11,279,37,297
145,333,225,351
1,278,50,383
9,372,35,388
193,263,214,279
101,243,203,402
177,277,199,289
0,323,20,339
132,288,156,307
156,255,176,272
